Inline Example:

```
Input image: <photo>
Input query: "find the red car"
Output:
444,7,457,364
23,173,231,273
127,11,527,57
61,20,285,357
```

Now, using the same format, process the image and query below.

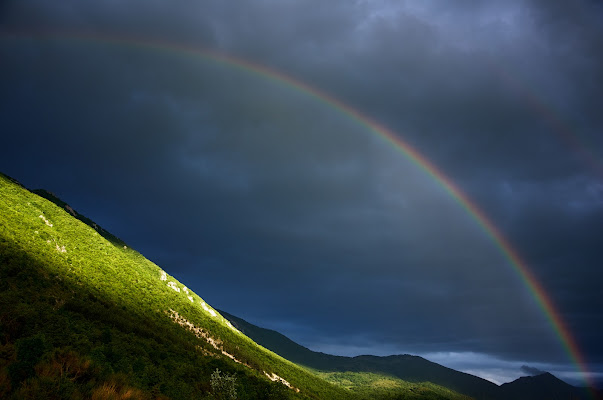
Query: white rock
39,215,53,227
201,302,217,317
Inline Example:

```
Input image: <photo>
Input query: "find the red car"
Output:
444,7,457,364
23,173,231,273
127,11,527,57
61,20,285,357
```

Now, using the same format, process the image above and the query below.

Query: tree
210,368,237,400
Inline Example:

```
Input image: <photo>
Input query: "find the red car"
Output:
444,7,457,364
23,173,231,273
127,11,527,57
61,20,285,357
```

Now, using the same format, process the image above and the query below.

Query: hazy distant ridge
219,310,598,400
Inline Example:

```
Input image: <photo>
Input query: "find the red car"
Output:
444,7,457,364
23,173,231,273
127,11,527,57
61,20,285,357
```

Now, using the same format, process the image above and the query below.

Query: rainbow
1,31,595,391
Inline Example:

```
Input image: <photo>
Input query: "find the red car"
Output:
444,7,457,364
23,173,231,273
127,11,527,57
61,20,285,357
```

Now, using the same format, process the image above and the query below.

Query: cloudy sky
1,0,602,387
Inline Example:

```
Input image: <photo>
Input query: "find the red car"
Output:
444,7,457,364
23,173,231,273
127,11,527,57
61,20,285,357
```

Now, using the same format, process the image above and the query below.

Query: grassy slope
30,189,127,247
314,370,473,400
0,173,360,399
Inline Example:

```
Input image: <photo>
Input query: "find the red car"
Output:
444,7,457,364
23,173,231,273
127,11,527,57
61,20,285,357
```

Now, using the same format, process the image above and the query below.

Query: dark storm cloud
1,0,602,384
521,365,547,376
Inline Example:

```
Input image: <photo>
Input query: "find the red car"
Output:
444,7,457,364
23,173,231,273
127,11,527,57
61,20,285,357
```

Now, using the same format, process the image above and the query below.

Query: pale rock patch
160,271,167,281
55,243,67,253
167,310,299,392
167,310,247,365
183,287,193,301
167,281,180,292
39,215,53,227
264,372,299,392
201,302,217,317
196,345,216,358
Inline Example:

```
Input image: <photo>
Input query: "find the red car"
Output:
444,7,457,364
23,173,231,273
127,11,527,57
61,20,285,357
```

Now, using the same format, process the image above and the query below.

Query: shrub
210,368,237,400
7,336,46,386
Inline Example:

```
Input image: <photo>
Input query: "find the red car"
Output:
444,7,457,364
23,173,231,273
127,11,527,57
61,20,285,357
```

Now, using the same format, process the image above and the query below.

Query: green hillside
0,172,359,399
0,171,473,399
30,189,128,248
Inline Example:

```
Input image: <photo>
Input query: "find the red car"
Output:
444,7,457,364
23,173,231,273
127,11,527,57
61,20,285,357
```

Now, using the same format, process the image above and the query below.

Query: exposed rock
201,301,217,317
39,214,53,227
167,281,180,292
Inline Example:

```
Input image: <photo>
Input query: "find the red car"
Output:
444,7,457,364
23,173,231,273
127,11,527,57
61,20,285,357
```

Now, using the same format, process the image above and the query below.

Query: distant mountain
499,372,596,400
219,310,601,400
219,310,498,399
217,309,344,368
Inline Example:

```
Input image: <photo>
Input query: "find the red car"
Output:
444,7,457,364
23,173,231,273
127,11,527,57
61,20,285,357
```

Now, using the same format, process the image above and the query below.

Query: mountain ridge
499,372,592,400
218,309,599,400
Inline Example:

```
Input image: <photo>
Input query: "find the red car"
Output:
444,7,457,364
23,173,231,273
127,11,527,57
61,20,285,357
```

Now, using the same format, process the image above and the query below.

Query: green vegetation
0,171,472,399
0,172,356,399
315,371,471,400
210,369,238,400
31,188,128,247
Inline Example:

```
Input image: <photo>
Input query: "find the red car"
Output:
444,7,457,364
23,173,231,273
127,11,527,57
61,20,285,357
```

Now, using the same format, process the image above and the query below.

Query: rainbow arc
1,31,595,393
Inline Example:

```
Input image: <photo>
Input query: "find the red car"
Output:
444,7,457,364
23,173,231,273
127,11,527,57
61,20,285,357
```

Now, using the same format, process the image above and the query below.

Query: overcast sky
1,0,602,387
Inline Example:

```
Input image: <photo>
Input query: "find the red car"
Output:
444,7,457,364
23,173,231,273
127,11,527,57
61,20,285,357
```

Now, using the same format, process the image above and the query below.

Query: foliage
210,369,237,400
315,371,473,400
7,335,47,386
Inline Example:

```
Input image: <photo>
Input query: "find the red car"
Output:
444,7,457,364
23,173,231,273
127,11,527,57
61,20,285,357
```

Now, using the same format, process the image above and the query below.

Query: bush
210,368,237,400
7,336,46,386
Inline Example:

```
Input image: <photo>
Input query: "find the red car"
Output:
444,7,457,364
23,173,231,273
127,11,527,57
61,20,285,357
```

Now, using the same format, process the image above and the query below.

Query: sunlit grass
315,370,472,400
